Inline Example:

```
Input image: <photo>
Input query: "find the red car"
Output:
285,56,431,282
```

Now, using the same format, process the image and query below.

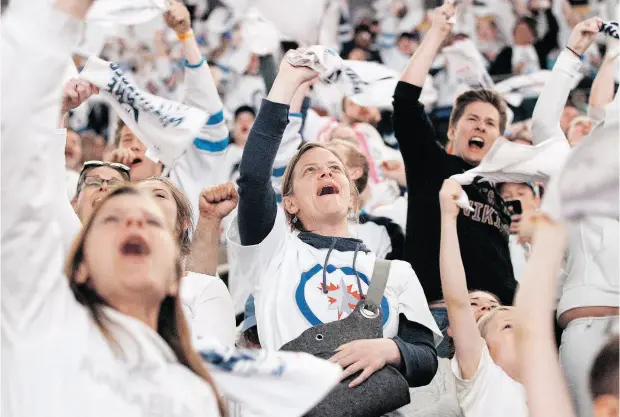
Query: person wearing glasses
72,160,130,222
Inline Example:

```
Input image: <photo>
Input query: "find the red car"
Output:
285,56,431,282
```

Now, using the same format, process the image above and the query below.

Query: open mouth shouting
317,183,341,197
130,157,143,167
468,136,485,151
120,234,151,257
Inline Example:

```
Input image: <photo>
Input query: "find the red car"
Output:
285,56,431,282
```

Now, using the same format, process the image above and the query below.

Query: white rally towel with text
79,56,210,165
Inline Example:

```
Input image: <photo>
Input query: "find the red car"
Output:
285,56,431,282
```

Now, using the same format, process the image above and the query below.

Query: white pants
559,316,619,417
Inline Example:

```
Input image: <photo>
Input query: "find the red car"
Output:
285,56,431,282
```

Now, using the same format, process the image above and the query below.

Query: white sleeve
53,129,82,252
531,50,582,145
390,260,443,345
451,343,504,408
169,58,232,224
182,273,236,348
226,209,290,292
1,2,83,342
271,113,303,200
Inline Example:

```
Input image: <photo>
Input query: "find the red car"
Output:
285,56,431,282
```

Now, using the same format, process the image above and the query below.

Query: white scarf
79,56,210,165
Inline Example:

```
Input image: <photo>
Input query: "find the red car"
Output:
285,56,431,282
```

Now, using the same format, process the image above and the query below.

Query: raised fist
61,78,99,115
104,148,136,166
199,182,239,222
381,160,407,187
164,0,192,35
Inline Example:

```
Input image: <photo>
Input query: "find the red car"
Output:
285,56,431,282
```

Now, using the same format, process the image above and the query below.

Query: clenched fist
61,78,99,115
381,160,407,187
104,148,137,166
199,183,239,222
164,0,192,35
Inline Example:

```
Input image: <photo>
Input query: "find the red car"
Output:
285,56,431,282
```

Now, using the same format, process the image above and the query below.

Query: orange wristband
177,30,194,41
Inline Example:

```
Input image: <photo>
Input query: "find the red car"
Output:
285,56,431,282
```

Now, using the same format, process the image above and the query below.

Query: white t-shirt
182,272,236,348
227,209,442,350
451,344,528,417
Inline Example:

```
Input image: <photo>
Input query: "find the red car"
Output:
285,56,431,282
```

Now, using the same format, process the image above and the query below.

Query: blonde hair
65,186,226,416
280,142,360,231
139,177,194,257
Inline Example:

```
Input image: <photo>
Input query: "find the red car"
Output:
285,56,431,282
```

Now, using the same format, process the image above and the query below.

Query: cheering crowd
2,0,619,416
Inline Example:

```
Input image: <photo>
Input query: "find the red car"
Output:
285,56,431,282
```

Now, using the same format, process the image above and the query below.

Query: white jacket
531,50,619,315
1,3,222,417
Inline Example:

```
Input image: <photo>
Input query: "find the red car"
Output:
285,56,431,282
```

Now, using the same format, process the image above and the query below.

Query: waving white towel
79,56,210,166
441,38,494,89
542,119,619,222
286,46,344,80
198,341,342,417
86,0,168,25
450,137,572,211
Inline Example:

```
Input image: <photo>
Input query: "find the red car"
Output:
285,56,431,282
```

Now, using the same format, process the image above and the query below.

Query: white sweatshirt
1,3,221,416
531,50,619,315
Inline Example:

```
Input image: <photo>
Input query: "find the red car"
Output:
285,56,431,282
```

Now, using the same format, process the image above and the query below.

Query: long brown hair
65,186,226,415
280,142,360,231
139,177,193,257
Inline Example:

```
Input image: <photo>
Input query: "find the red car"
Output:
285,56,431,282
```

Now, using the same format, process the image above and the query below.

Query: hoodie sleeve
2,1,84,343
237,99,290,246
531,50,582,146
168,58,232,225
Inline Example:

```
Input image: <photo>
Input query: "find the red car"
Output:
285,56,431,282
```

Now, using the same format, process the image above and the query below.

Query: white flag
79,56,210,165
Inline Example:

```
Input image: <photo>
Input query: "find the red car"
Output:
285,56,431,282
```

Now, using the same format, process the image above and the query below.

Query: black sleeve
535,9,559,67
489,47,512,75
392,81,448,189
237,99,290,246
391,314,438,387
300,96,311,140
258,55,278,92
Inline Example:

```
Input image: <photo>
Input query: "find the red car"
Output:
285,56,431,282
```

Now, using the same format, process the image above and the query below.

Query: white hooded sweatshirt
1,3,221,416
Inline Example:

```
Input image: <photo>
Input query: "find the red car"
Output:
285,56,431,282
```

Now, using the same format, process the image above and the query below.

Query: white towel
240,8,282,56
441,38,494,89
494,70,556,107
198,341,342,417
542,119,619,221
286,46,344,80
79,56,210,165
450,137,572,211
86,0,168,25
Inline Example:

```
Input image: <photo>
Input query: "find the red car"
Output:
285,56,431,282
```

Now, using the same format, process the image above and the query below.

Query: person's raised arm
514,216,573,417
2,0,94,340
531,18,601,145
400,3,454,88
187,183,238,276
237,59,318,245
165,0,228,145
438,179,485,379
588,51,618,124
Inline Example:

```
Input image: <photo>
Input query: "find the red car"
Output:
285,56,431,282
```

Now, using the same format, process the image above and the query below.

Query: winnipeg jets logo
319,278,362,319
295,264,389,326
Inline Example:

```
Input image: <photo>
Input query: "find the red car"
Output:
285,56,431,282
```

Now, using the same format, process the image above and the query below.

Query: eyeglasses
81,160,130,176
76,160,130,195
82,175,125,189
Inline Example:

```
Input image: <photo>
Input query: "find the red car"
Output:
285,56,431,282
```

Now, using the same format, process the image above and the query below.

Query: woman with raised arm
227,53,442,404
438,179,527,417
2,1,227,415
